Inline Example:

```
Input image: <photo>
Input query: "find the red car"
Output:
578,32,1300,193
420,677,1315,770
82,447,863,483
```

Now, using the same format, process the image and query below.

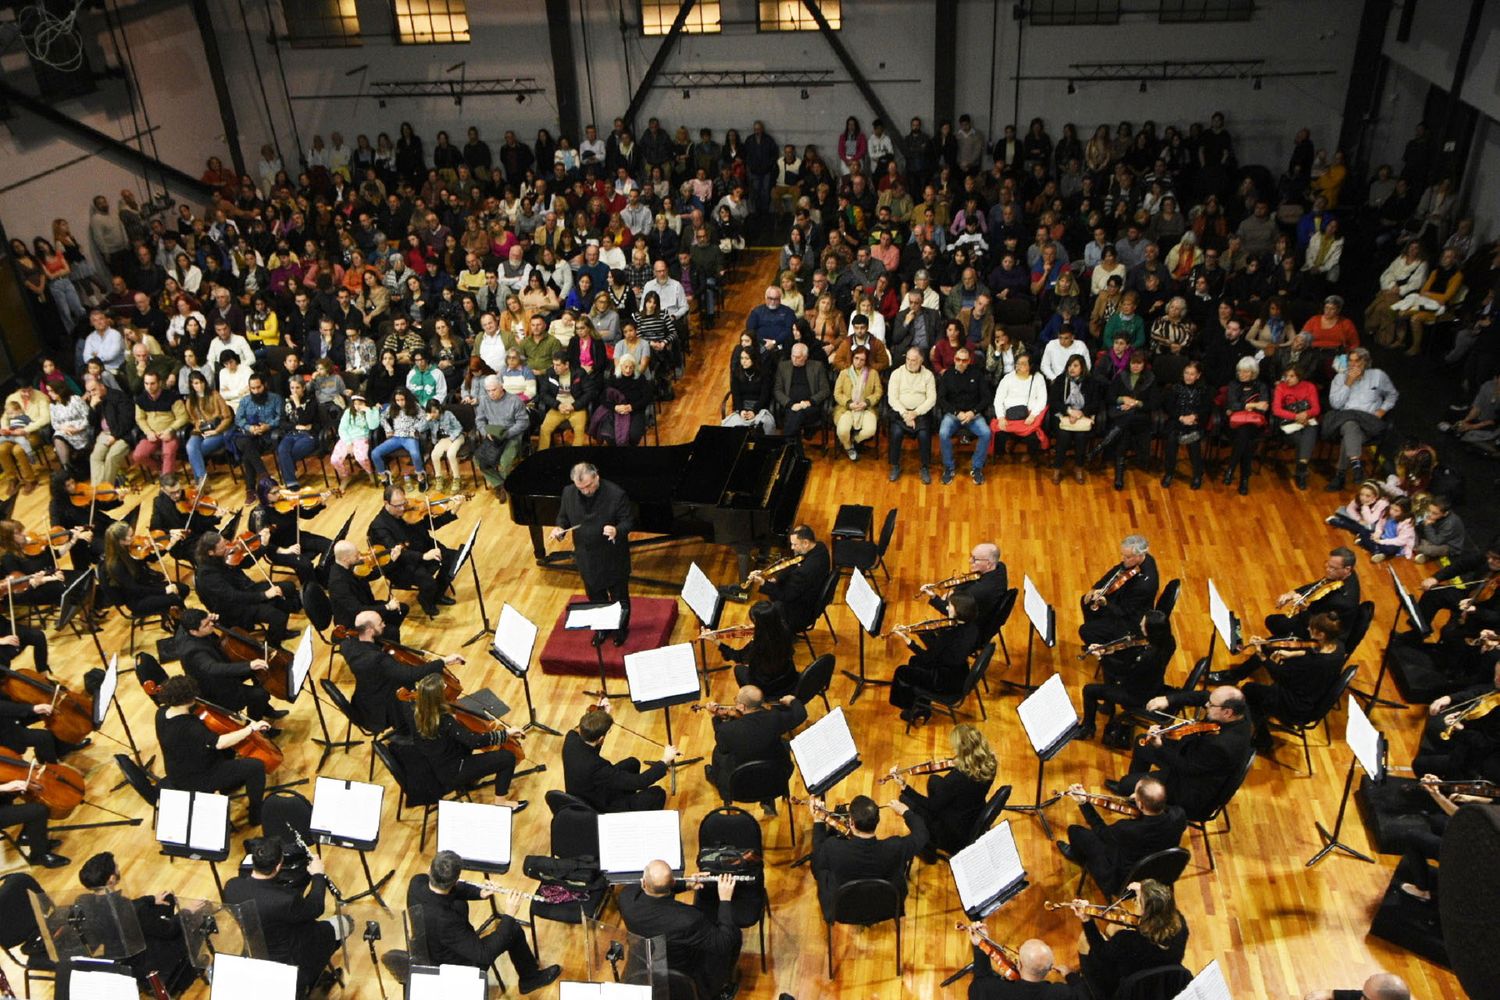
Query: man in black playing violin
1411,633,1500,783
1265,546,1360,639
704,684,807,811
1079,535,1158,647
745,523,829,637
327,539,408,641
1407,536,1500,674
149,473,224,564
367,485,466,619
175,608,289,732
1108,685,1253,819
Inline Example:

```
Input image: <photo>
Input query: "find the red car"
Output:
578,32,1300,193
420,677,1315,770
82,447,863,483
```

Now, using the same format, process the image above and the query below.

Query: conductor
551,462,634,646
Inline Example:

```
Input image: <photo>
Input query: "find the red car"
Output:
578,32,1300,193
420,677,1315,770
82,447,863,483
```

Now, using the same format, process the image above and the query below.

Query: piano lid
674,426,757,505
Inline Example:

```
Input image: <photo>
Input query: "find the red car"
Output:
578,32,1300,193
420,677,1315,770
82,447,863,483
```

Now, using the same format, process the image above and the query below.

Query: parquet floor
5,252,1469,999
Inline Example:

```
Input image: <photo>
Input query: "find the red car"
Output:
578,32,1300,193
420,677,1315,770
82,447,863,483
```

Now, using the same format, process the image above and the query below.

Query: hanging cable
235,0,283,166
100,0,152,200
262,0,305,168
578,0,597,127
109,0,166,186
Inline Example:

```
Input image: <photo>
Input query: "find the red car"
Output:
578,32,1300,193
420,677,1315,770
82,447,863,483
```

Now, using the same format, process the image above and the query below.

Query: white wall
0,0,222,257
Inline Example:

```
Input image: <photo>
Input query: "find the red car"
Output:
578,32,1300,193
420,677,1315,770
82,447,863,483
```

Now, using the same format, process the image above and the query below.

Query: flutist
888,591,978,725
1055,778,1185,897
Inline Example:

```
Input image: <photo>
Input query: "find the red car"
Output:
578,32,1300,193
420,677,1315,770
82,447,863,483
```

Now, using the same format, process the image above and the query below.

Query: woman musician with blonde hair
1057,879,1189,999
404,672,528,805
888,591,978,725
884,722,996,857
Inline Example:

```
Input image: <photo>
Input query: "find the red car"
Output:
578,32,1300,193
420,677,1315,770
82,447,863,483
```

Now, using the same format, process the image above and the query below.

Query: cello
166,607,292,702
0,667,95,744
394,687,526,763
142,679,283,774
0,751,84,820
330,624,462,699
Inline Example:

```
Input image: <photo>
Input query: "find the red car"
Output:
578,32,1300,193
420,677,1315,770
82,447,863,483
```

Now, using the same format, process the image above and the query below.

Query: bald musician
1055,778,1185,896
341,610,458,734
923,541,1008,625
1303,971,1410,1000
963,932,1079,998
327,539,408,640
705,685,807,812
618,859,742,1000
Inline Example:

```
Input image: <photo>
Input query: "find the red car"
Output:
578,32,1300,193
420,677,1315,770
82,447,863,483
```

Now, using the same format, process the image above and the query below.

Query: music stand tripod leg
342,850,395,909
520,670,561,737
841,629,890,704
1305,759,1375,867
583,640,627,700
310,680,361,771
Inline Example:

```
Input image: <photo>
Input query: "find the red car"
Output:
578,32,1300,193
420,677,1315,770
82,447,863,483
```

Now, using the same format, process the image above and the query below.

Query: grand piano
506,425,811,569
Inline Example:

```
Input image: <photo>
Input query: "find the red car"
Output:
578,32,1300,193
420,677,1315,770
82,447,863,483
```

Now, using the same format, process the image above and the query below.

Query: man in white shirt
867,119,896,168
81,309,126,372
579,125,606,169
886,347,937,484
205,319,256,371
620,190,653,237
1041,327,1091,382
498,246,532,296
643,260,689,324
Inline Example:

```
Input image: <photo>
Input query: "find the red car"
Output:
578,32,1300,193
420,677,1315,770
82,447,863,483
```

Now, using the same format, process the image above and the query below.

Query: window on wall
758,0,840,31
1029,0,1121,25
641,0,722,34
391,0,471,44
282,0,362,48
1159,0,1253,22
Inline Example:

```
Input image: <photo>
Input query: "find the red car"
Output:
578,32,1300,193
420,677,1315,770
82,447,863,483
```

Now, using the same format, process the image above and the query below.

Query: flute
460,879,546,902
679,873,756,884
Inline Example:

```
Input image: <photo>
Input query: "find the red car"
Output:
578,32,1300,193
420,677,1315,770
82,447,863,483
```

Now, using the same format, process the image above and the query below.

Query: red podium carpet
538,596,680,679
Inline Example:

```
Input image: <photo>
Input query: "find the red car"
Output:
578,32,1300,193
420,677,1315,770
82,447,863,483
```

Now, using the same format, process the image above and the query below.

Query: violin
330,625,462,697
1460,575,1500,621
1440,690,1500,741
1420,777,1499,797
690,701,745,718
1246,636,1321,653
738,553,804,590
400,492,472,524
1057,788,1142,817
1138,719,1221,746
789,795,854,837
128,529,175,561
953,923,1020,980
697,623,755,642
272,486,342,514
880,758,955,784
1044,899,1141,928
918,571,982,599
1078,635,1151,660
1089,563,1141,611
352,545,393,579
175,488,223,517
0,752,84,820
169,607,292,701
142,679,283,773
68,482,137,507
1275,577,1343,613
0,667,95,744
394,687,525,761
881,617,956,639
20,527,71,556
223,530,264,567
0,573,40,598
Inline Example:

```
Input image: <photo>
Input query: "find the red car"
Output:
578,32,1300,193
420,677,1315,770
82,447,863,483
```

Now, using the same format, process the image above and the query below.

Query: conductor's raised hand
549,527,567,542
602,524,617,541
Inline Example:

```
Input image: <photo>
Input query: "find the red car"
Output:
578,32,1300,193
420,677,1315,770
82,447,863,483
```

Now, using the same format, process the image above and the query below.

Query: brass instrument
738,553,804,590
917,571,981,599
459,879,545,903
1077,635,1150,660
881,617,956,639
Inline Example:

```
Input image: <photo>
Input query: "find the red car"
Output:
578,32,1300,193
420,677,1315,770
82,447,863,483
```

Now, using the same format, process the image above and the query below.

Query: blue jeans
276,432,319,486
939,413,992,473
371,436,422,475
186,433,228,480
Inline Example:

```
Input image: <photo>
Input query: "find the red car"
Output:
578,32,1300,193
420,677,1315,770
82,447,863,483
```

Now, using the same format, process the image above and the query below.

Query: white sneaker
847,448,858,461
1371,553,1387,563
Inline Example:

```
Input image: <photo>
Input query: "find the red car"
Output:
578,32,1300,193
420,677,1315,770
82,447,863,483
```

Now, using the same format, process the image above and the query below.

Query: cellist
402,672,527,805
342,610,457,735
0,769,67,868
0,686,91,763
154,674,269,827
176,609,289,731
1110,686,1253,819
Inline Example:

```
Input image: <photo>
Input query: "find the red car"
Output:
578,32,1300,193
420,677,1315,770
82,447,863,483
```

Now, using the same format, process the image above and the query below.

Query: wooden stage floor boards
7,252,1468,999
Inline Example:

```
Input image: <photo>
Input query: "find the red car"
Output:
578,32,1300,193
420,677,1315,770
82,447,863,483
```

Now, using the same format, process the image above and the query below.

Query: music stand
408,964,487,1000
309,776,392,908
1173,958,1229,1000
1352,565,1424,712
94,653,146,769
156,789,232,897
209,953,298,1000
65,963,138,1000
790,705,862,796
1306,694,1382,867
597,810,683,885
624,643,704,794
1000,575,1054,695
1004,674,1079,839
1205,579,1244,675
452,525,494,647
840,568,889,703
680,562,723,687
939,820,1030,986
564,600,626,700
437,800,515,875
489,603,558,736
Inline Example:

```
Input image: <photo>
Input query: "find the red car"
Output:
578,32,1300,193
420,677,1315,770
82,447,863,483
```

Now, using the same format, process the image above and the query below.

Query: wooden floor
6,252,1469,999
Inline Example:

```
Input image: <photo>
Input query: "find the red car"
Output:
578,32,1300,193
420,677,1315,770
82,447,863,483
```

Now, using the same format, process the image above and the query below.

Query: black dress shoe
1160,472,1174,488
263,708,291,720
1238,478,1249,495
1075,724,1096,742
420,601,440,617
1190,473,1203,490
509,799,529,814
30,852,69,869
518,965,562,994
1055,840,1079,863
60,737,92,755
437,595,456,606
1221,467,1235,486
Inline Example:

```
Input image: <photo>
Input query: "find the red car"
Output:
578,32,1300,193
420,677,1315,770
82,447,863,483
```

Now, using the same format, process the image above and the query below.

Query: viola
128,529,175,561
175,488,222,517
1044,899,1141,927
0,667,95,744
400,491,472,524
394,688,525,762
330,625,462,697
20,527,71,556
352,545,392,579
1089,563,1141,610
1138,720,1221,746
0,572,39,598
1078,635,1151,660
272,486,342,513
142,679,283,773
953,923,1019,980
224,530,264,567
68,482,137,507
0,752,84,820
1276,577,1343,613
1440,690,1500,741
880,758,955,784
789,795,854,837
1058,788,1142,817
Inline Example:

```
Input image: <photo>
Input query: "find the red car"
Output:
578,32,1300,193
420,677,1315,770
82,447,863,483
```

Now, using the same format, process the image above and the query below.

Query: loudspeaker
1440,804,1500,999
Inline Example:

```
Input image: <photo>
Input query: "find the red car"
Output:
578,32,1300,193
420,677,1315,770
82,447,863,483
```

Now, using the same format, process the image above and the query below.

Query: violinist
0,768,67,868
889,591,979,725
1056,779,1185,897
1411,639,1500,783
704,685,807,812
342,610,456,734
746,524,829,634
77,851,197,996
1410,536,1500,658
100,522,188,620
1209,611,1346,753
1395,775,1497,907
404,672,528,803
809,794,926,921
192,530,300,646
249,477,334,587
0,517,72,609
885,722,995,856
153,674,269,826
1058,879,1189,999
964,933,1076,999
367,485,464,619
1079,535,1159,647
327,539,407,641
1110,686,1253,818
714,600,797,698
922,542,1008,631
149,472,221,563
1078,611,1176,745
176,609,288,728
1266,547,1360,638
48,470,119,571
223,838,347,1000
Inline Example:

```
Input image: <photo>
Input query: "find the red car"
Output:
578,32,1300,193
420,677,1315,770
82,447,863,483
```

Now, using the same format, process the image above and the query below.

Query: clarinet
290,827,345,903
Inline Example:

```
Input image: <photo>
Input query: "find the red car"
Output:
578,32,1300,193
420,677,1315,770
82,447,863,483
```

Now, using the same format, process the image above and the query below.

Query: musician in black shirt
367,486,463,618
405,850,560,993
1059,879,1189,999
922,542,1008,621
192,531,299,646
404,672,527,801
1113,686,1254,818
153,674,268,825
889,591,980,722
886,722,996,855
1056,779,1186,897
249,478,335,587
1079,536,1160,647
175,608,285,724
100,522,187,620
0,772,65,867
77,851,197,996
618,860,742,999
1265,547,1360,638
1411,640,1500,782
1211,612,1346,751
561,702,679,812
327,540,407,641
223,838,345,999
149,473,222,563
749,524,831,634
1079,611,1175,743
713,600,798,699
341,610,454,734
810,794,926,917
964,933,1078,998
550,463,633,644
1303,972,1410,1000
705,685,807,810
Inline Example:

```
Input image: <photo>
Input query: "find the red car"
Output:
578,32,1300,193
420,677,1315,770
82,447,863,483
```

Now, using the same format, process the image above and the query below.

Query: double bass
142,679,283,774
0,751,84,820
0,667,94,744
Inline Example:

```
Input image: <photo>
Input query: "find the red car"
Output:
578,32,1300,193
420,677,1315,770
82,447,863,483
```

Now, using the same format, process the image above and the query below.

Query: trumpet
881,617,955,639
917,571,981,599
738,553,804,590
680,872,756,884
459,879,545,903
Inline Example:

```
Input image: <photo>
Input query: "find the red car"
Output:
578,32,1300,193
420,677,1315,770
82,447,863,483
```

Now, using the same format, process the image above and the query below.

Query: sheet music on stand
1172,959,1230,1000
1345,695,1386,783
680,562,722,630
623,643,701,709
1389,566,1427,635
451,524,480,579
289,627,315,700
559,984,653,1000
1022,575,1055,647
1016,674,1079,759
494,603,538,676
155,789,231,860
67,964,139,1000
597,810,682,883
309,777,384,849
210,953,297,1000
1207,580,1240,653
949,819,1028,917
789,706,861,794
408,963,487,1000
565,602,623,631
94,653,119,727
436,800,513,873
846,567,886,635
